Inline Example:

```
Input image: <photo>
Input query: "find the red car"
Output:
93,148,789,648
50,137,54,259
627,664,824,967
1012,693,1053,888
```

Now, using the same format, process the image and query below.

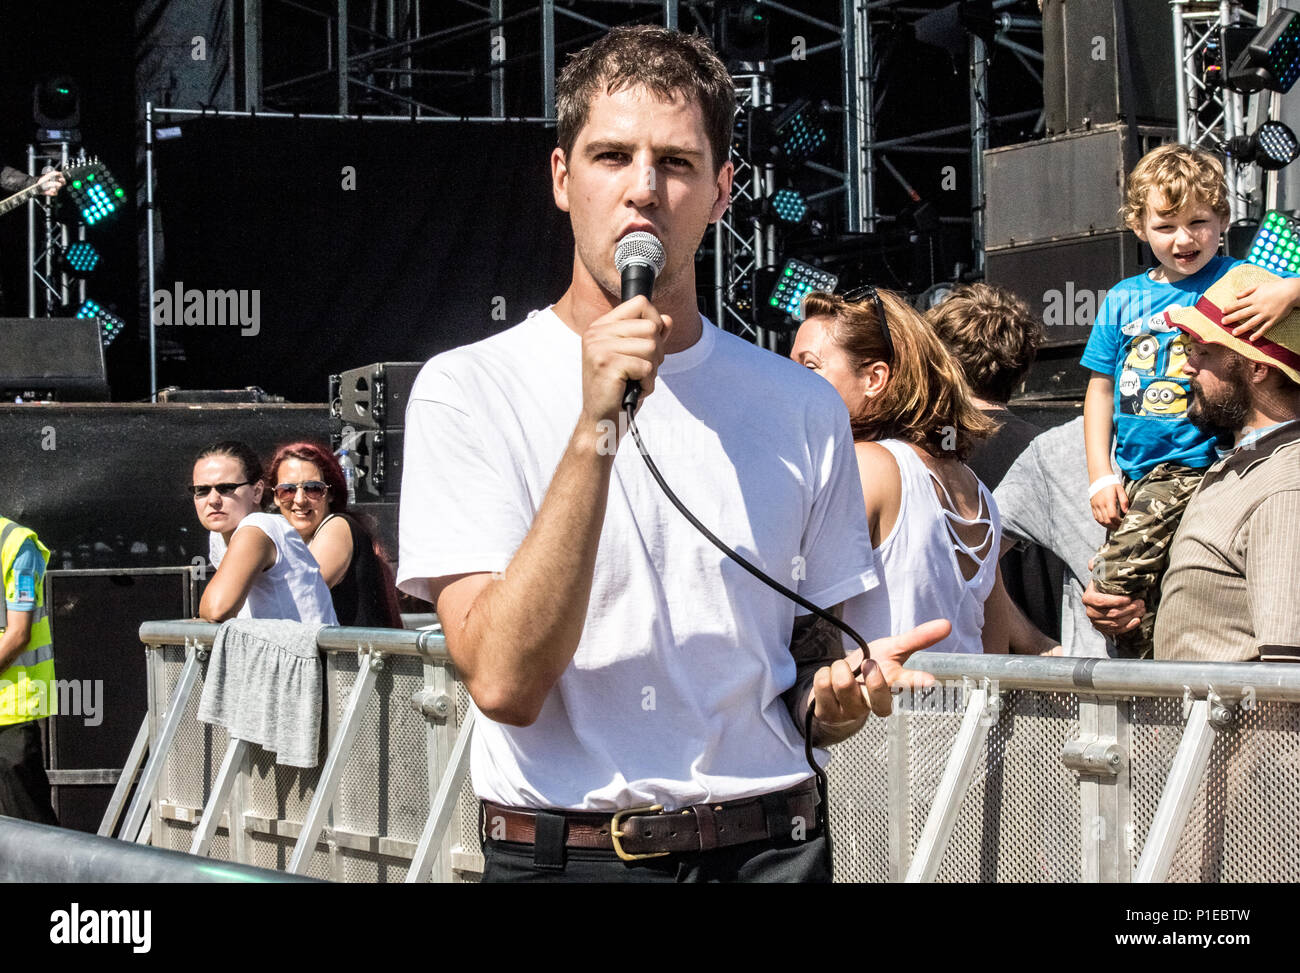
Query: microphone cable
622,392,878,865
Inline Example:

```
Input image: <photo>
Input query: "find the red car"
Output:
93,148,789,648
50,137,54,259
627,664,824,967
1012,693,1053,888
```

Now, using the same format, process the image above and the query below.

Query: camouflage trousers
1092,462,1205,659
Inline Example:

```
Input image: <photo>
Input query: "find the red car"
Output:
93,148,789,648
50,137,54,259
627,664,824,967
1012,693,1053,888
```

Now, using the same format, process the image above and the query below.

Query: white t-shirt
843,439,1001,654
397,308,876,811
209,512,338,626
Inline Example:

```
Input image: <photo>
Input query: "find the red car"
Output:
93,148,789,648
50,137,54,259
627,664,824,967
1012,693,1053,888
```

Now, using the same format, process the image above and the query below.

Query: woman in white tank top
791,288,1021,654
191,441,337,625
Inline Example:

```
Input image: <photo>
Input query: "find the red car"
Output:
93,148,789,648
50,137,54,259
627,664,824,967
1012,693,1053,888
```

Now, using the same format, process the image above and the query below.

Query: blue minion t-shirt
1081,256,1239,479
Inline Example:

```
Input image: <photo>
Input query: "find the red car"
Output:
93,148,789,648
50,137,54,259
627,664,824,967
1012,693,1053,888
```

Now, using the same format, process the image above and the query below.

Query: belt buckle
610,803,668,861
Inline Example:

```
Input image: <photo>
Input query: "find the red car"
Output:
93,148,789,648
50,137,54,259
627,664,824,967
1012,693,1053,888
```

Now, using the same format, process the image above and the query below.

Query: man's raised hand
810,618,949,743
580,295,671,426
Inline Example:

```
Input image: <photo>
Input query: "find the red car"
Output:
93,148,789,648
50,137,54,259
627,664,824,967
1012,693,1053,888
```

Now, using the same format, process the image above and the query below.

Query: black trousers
481,833,831,883
0,720,58,825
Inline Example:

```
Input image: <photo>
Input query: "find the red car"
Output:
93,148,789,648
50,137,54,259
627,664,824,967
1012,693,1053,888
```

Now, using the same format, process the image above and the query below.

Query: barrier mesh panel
826,716,890,883
901,687,1079,882
1129,696,1182,876
339,847,410,883
1168,700,1300,882
945,690,1078,882
454,681,484,882
244,747,322,826
902,686,966,875
249,832,330,879
154,818,228,863
330,653,431,845
159,646,228,810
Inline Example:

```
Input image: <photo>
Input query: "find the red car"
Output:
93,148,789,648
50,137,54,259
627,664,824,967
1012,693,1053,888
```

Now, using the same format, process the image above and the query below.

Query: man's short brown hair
927,283,1043,403
1121,143,1231,231
555,25,736,173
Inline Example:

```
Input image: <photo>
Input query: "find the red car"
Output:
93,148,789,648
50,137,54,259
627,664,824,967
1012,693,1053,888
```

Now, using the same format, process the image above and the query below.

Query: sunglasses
840,284,895,363
189,481,252,499
273,480,330,502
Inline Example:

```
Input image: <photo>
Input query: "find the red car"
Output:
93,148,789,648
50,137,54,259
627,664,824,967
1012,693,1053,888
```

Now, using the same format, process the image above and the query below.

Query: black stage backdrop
152,117,572,401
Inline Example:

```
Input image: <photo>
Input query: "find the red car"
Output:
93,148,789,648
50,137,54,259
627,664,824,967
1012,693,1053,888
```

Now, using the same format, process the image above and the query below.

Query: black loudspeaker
329,362,422,432
985,124,1173,249
0,318,108,401
1042,0,1177,134
985,229,1150,349
0,402,331,571
43,567,196,833
333,426,404,500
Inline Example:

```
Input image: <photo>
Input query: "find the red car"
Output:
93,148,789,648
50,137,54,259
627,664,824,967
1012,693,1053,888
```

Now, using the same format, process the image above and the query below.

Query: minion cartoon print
1120,333,1160,413
1138,380,1188,417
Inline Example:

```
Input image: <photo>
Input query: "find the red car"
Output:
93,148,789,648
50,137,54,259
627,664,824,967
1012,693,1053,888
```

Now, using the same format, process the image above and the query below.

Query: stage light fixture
771,189,808,225
1227,7,1300,93
66,162,125,225
773,100,828,164
718,0,769,64
768,258,838,321
33,75,81,143
1246,210,1300,275
61,241,101,277
1227,120,1300,171
76,298,125,347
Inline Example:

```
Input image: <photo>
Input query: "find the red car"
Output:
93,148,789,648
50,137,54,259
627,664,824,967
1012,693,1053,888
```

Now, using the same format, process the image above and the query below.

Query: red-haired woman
266,441,402,628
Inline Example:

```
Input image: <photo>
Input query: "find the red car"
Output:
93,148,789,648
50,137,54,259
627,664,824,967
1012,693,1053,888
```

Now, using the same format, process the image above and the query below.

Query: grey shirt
993,417,1111,658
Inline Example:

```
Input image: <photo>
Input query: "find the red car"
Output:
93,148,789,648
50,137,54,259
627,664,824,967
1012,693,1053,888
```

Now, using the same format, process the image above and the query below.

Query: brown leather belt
482,779,820,861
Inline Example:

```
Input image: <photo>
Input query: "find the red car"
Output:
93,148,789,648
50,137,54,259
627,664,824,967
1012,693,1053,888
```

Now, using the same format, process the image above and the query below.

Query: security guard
0,516,58,824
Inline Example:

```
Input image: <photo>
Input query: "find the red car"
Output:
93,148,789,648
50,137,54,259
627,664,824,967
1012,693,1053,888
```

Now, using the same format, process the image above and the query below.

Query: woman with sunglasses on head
266,441,402,628
192,441,337,625
791,288,1030,655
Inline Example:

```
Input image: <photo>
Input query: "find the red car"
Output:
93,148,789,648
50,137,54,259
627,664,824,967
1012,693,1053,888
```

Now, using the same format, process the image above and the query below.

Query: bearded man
1084,265,1300,662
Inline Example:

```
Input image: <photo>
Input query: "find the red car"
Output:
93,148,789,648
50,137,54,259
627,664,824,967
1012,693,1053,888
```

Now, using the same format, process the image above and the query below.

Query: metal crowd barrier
0,816,318,882
104,622,1300,882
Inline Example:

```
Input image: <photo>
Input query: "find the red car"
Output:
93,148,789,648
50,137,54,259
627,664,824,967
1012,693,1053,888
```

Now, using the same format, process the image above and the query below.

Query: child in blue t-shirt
1081,144,1300,656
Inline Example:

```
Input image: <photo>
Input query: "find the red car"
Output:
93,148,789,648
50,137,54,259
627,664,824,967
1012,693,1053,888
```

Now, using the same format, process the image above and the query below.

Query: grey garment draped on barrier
196,619,325,768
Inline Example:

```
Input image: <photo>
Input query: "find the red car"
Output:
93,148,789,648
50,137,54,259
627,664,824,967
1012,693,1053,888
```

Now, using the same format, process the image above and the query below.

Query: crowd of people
3,23,1298,883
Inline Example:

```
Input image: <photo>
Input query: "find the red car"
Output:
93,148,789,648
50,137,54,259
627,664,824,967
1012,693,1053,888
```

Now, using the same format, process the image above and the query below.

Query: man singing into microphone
398,25,945,882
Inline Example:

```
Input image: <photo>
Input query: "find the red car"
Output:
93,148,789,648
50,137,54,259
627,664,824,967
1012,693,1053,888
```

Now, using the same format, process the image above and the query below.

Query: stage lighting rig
1227,120,1300,171
66,161,125,225
76,299,125,347
33,75,80,144
771,188,808,225
1227,7,1300,94
1203,26,1258,89
1246,210,1300,275
773,100,829,165
718,0,770,65
60,241,101,278
766,258,838,322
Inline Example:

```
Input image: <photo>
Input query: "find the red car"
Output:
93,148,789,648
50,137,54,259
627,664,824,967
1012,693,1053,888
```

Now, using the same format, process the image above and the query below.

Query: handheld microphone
613,231,667,409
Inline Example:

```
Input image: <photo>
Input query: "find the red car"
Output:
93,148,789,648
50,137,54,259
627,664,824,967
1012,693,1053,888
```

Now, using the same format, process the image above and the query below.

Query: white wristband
1088,474,1122,500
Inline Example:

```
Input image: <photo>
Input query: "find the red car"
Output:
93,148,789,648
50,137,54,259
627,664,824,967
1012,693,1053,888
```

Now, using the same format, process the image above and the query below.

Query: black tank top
321,513,395,628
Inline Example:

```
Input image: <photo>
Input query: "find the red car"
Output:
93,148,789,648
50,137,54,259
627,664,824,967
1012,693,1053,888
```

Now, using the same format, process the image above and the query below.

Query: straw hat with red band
1163,264,1300,387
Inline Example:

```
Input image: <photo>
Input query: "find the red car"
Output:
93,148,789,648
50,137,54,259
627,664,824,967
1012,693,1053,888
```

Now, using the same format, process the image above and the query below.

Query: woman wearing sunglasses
791,288,1024,655
192,441,337,625
266,441,402,628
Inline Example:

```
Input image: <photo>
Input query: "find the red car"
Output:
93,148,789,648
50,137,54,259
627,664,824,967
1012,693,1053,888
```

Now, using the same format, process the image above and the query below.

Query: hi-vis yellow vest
0,518,55,725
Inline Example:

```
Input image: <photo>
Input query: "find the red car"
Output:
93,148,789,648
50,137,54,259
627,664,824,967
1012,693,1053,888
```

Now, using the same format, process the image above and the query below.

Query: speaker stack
985,0,1177,380
328,362,423,559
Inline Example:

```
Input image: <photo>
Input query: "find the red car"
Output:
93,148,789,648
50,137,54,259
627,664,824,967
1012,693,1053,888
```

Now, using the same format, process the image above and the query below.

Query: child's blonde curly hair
1121,143,1230,231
